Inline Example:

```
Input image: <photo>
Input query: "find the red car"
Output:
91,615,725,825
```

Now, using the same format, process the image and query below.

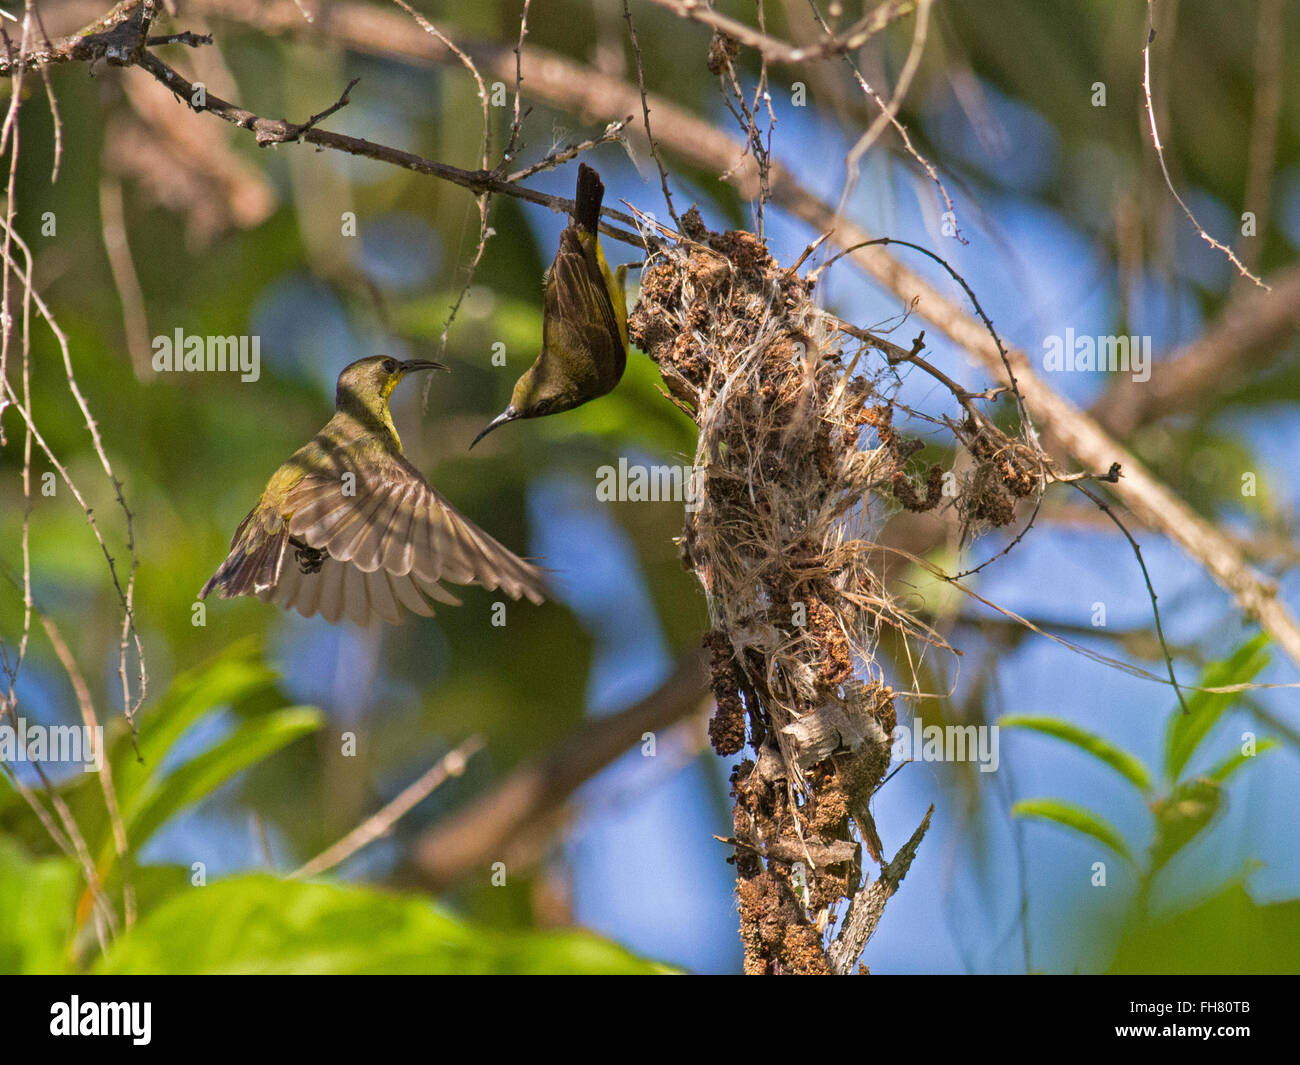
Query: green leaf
124,706,323,852
1000,715,1152,793
1148,776,1221,877
1164,635,1269,783
1110,881,1300,974
1011,797,1133,863
0,838,81,974
94,875,672,975
113,638,279,812
1,645,281,864
1207,738,1277,782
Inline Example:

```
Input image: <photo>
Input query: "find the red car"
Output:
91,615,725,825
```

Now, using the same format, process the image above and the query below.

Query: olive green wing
543,227,627,391
270,455,546,626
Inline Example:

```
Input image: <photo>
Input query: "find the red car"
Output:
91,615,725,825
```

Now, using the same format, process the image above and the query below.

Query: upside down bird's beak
469,405,520,450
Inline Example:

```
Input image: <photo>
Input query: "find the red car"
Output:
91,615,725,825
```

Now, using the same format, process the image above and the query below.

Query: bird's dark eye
382,358,398,374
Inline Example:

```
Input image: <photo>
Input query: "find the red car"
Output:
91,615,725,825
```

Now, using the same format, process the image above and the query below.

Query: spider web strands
504,117,631,185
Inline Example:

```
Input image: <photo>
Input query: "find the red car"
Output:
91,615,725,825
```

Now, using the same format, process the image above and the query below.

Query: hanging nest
629,207,1038,973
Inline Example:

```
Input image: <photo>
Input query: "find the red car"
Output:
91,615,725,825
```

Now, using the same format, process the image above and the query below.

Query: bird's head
335,356,446,418
469,362,578,449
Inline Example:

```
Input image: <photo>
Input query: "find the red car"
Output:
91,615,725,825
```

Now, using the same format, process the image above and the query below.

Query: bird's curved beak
469,405,519,450
399,359,448,376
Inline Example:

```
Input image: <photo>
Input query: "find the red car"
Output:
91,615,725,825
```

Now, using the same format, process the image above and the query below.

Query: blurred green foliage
1,643,668,973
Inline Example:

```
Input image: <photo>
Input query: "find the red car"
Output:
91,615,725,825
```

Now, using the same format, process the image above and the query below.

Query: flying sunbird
471,162,629,448
200,356,546,626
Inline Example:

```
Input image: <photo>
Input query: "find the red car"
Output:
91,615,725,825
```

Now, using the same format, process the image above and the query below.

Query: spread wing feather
202,449,545,626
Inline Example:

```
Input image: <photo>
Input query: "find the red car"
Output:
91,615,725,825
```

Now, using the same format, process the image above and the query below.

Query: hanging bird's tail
574,163,628,351
574,162,605,235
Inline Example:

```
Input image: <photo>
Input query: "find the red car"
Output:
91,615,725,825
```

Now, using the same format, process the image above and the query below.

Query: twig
0,359,147,729
133,50,647,246
622,0,680,227
39,610,135,926
0,0,160,75
497,0,531,169
292,735,485,880
833,0,932,229
1142,2,1267,290
828,804,932,973
714,30,773,237
818,235,1033,435
808,0,964,244
505,116,630,183
389,3,491,361
37,68,62,182
879,542,1300,696
1072,481,1190,714
647,0,916,65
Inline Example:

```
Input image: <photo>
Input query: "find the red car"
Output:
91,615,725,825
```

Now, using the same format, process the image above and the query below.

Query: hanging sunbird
199,356,546,626
470,162,629,448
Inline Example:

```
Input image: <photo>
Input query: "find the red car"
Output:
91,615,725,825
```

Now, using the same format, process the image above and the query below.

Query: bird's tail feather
199,522,289,600
574,163,604,236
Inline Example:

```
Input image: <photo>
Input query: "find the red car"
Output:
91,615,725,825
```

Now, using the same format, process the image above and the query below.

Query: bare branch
292,736,484,881
829,804,932,974
412,650,709,889
133,50,647,247
0,0,159,75
1092,261,1300,437
647,0,916,65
